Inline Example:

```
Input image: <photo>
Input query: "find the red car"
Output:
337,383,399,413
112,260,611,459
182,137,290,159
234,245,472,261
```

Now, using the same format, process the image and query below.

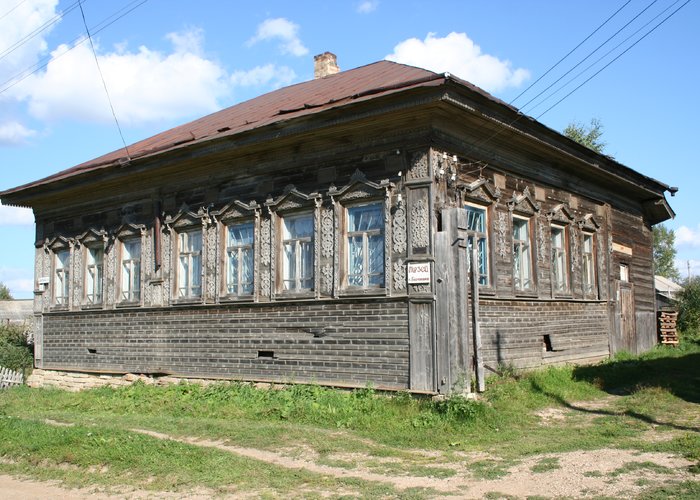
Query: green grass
0,337,698,496
530,457,561,473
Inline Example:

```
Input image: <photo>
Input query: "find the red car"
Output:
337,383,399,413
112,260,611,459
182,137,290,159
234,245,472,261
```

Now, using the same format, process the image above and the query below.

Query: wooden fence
0,366,23,389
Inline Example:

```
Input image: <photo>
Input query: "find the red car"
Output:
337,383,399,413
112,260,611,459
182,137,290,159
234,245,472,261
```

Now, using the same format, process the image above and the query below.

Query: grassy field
0,335,698,498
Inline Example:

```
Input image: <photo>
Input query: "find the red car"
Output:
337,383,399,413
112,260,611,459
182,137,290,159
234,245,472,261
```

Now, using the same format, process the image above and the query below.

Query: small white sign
38,277,50,285
407,262,431,285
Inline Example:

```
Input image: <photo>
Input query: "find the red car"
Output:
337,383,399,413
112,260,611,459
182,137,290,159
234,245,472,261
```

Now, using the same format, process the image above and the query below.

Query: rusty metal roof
4,60,471,197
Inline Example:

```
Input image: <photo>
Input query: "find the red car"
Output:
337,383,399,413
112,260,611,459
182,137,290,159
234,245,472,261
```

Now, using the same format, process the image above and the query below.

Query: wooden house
0,54,675,393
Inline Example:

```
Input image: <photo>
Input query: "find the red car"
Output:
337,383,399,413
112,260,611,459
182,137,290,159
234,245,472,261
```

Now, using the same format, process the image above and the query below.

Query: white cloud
357,1,379,13
0,267,34,297
0,0,58,85
386,32,530,93
13,29,230,125
0,121,36,145
247,18,308,57
0,204,34,226
676,225,700,248
230,64,296,89
674,258,700,280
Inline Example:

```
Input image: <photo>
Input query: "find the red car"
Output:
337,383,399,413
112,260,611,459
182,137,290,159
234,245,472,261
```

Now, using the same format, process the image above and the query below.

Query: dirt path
2,424,694,499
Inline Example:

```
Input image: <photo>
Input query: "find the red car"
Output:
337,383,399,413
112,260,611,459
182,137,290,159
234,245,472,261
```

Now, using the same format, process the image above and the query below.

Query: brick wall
40,298,410,390
478,298,610,370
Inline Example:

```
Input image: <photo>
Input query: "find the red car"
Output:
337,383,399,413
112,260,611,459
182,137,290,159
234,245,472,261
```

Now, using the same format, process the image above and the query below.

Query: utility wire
77,0,130,159
463,0,691,159
525,0,682,115
535,0,692,119
0,0,85,62
509,0,632,105
516,0,660,113
0,0,148,95
0,0,28,22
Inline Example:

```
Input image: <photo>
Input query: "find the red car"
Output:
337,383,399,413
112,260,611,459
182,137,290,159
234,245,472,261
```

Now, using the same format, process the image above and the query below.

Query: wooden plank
470,246,485,393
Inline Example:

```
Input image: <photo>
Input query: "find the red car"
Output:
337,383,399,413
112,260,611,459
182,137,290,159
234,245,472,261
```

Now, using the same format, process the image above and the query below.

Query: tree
0,282,12,300
653,224,681,282
563,118,607,154
677,276,700,335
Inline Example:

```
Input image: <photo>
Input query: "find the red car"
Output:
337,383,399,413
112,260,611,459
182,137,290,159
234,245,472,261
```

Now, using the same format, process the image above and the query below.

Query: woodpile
658,310,679,345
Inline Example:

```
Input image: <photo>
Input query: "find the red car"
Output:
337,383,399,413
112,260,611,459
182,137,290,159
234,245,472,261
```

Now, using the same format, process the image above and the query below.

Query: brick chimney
314,52,340,79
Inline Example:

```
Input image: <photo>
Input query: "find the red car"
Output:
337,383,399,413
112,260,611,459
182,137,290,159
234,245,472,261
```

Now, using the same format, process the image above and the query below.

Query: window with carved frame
464,202,490,287
280,212,314,292
550,224,569,293
225,221,254,296
343,201,384,289
176,229,202,298
84,245,104,305
513,215,534,292
53,248,70,306
120,237,141,303
582,231,597,296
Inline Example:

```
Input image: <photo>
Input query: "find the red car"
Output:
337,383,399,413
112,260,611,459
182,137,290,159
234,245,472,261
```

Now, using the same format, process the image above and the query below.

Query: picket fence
0,366,23,389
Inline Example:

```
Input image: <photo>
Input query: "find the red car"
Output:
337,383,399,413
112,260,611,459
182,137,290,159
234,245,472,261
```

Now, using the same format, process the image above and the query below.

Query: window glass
282,214,314,291
347,203,384,288
551,226,568,292
86,246,104,304
465,205,489,286
121,239,141,302
227,222,254,295
513,217,533,291
178,230,202,298
54,249,70,305
583,233,596,294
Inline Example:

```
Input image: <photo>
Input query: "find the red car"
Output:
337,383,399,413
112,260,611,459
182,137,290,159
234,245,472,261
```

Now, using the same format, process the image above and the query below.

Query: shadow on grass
531,348,700,433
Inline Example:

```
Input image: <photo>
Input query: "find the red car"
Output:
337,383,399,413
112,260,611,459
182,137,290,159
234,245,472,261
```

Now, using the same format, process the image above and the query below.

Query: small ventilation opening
87,348,97,354
543,335,554,352
257,350,275,359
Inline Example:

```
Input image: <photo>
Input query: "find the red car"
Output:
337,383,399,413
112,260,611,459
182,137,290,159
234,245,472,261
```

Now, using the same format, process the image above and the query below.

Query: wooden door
613,282,636,354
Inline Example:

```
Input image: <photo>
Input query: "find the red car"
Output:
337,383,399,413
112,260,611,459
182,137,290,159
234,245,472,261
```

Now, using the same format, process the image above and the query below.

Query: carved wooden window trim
164,207,210,304
464,201,491,287
214,200,259,301
176,229,203,299
77,229,107,308
582,231,597,298
266,186,321,297
550,224,570,295
113,223,146,306
512,215,535,293
47,237,71,308
342,201,385,291
224,221,255,298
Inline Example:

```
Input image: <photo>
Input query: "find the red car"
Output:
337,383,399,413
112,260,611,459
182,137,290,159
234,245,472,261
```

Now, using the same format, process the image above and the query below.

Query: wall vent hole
257,350,275,359
87,348,97,354
543,335,554,352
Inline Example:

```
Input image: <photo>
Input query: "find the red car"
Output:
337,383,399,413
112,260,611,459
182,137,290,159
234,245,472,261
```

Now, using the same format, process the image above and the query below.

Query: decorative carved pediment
459,178,501,204
327,169,393,203
113,222,147,239
266,185,321,212
214,200,260,223
508,187,540,215
45,235,72,250
578,213,600,231
164,205,210,230
76,228,108,246
547,203,575,224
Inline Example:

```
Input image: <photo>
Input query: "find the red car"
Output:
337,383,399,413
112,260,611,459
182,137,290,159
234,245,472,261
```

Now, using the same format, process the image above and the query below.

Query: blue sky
1,0,698,298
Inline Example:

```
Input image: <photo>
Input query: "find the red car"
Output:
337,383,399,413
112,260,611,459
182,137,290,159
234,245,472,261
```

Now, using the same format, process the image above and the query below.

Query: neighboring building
655,275,682,310
0,299,33,328
0,54,675,394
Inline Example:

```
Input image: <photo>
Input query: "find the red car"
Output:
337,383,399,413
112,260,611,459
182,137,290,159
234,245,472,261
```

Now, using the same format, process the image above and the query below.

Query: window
619,263,629,283
582,233,596,294
281,213,314,291
177,230,202,298
226,222,254,296
551,226,568,293
85,246,104,304
465,205,489,286
54,249,70,305
513,217,533,291
346,203,384,288
121,239,141,302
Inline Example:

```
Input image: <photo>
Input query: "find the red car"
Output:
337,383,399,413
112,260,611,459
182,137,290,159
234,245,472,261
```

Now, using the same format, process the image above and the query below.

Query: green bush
678,276,700,336
0,323,34,372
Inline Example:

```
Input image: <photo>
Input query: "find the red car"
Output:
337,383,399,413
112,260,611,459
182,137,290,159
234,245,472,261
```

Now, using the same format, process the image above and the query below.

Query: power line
535,0,692,120
0,0,28,23
0,0,148,95
525,0,682,116
77,0,130,159
516,0,661,113
509,0,632,105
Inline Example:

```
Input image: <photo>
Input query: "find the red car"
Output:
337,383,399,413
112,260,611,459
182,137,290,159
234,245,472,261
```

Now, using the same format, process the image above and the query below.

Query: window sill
81,303,104,311
172,297,203,306
116,301,142,308
49,305,69,312
339,288,386,298
275,290,315,300
514,291,538,299
219,295,255,303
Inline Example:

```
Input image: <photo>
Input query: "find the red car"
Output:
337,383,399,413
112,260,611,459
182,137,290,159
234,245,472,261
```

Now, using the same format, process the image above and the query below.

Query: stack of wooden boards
658,310,679,345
